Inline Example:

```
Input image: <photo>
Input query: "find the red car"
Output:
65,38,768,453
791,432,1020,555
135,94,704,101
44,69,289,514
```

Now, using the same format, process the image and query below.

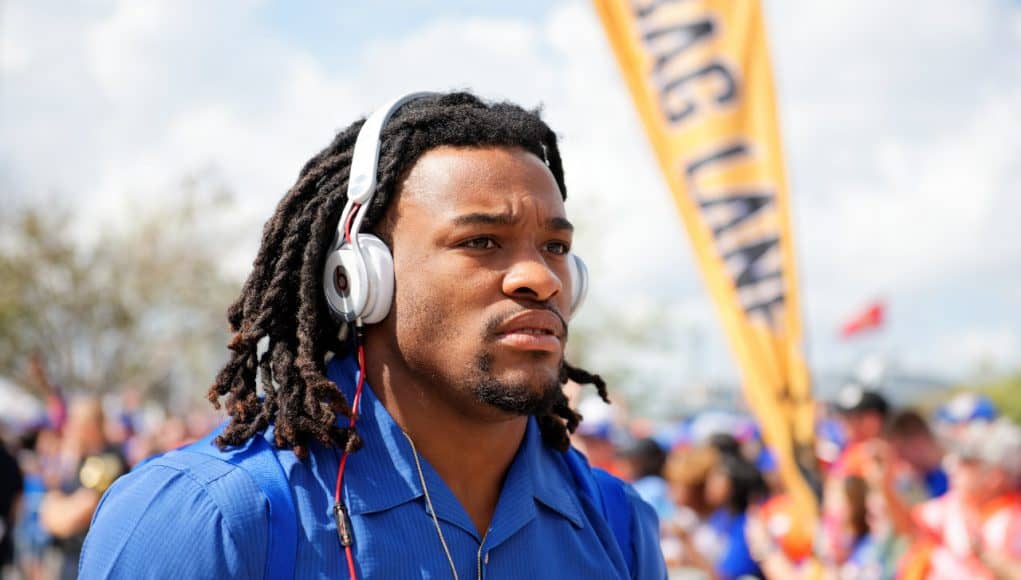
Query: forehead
392,146,565,221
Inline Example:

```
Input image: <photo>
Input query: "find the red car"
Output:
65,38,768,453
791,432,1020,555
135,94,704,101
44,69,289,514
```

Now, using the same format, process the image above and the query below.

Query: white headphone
322,92,589,325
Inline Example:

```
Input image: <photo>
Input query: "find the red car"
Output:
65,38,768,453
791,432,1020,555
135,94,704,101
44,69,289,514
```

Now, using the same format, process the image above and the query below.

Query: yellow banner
593,0,819,521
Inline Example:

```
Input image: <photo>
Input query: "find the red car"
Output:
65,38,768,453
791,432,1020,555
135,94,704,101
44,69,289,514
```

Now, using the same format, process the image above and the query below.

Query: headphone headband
346,92,438,206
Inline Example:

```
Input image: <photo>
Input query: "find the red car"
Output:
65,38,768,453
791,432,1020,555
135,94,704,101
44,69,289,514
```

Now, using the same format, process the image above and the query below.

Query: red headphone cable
332,201,366,578
333,331,366,579
344,203,360,244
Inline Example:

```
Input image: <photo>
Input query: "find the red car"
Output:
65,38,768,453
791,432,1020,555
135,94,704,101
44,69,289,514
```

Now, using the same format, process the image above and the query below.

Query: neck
361,343,527,535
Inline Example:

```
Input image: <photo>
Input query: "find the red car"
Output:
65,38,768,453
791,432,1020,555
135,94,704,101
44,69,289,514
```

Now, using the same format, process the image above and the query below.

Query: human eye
545,240,570,255
459,237,498,250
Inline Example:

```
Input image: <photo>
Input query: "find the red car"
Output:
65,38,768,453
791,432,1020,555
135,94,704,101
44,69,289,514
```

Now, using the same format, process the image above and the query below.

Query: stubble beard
468,351,564,416
401,295,569,417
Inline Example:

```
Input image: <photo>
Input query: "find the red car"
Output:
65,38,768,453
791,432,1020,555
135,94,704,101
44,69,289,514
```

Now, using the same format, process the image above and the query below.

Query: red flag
840,301,885,338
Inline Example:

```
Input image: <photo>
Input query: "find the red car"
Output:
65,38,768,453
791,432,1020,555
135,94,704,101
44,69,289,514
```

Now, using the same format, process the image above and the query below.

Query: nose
502,249,564,304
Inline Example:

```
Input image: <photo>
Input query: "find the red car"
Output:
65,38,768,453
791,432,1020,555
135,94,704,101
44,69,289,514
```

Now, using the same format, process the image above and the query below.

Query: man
823,384,907,572
828,383,890,478
81,92,666,578
40,397,126,580
886,410,948,498
573,394,622,477
934,392,998,441
899,418,1021,579
617,438,674,522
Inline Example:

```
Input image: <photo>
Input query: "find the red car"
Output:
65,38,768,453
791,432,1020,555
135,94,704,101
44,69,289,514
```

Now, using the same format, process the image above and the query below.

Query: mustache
484,304,569,340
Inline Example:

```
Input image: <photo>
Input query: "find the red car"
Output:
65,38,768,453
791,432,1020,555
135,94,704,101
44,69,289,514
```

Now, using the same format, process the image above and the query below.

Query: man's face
948,455,1009,505
889,433,936,470
949,456,988,504
838,411,883,444
377,146,574,418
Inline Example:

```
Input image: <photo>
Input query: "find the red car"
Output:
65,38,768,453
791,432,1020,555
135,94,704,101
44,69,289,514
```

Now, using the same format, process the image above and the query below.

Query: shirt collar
325,354,585,539
515,412,585,528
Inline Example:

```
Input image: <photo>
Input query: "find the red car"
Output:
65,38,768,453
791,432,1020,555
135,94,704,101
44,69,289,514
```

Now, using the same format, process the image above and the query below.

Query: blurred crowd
0,390,218,579
1,383,1019,579
569,386,1021,580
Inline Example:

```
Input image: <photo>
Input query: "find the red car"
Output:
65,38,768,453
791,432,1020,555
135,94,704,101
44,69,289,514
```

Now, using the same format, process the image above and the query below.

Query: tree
0,180,242,410
976,373,1021,426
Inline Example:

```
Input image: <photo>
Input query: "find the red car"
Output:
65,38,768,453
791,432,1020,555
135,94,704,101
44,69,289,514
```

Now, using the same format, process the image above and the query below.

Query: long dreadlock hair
207,92,609,459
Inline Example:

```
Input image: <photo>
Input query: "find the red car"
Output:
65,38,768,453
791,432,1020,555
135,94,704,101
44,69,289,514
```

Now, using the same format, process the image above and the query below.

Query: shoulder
621,476,669,579
589,464,669,580
615,475,660,529
631,475,675,520
80,448,269,579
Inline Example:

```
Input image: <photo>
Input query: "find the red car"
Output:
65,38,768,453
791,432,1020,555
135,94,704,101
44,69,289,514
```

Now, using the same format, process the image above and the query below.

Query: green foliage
976,373,1021,425
0,184,242,408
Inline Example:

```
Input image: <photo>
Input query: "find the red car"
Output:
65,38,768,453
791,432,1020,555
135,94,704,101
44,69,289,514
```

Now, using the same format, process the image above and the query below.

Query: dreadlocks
207,92,609,459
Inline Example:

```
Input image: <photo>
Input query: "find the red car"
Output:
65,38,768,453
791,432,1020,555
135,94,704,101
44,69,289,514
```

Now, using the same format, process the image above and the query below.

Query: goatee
469,353,563,416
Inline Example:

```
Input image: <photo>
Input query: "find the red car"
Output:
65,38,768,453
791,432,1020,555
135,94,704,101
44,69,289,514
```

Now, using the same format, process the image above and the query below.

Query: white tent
0,378,42,424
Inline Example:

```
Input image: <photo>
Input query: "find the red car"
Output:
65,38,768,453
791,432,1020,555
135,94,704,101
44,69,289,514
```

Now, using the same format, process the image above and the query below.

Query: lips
495,310,564,337
493,310,565,353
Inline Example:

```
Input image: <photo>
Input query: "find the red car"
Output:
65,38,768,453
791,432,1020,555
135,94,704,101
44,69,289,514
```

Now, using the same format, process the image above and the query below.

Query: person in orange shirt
829,384,890,478
819,385,894,566
895,419,1021,579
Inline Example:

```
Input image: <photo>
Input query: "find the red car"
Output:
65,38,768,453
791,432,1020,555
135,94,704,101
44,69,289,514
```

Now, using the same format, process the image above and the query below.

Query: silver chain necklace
402,431,460,580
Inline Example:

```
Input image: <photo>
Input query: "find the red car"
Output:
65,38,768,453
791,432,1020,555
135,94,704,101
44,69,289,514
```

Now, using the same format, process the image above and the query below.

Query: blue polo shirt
81,355,666,578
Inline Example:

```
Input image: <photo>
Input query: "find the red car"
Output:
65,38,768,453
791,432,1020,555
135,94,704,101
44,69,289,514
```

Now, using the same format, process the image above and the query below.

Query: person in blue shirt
618,438,675,523
707,447,768,580
674,440,766,580
81,92,667,579
886,410,949,498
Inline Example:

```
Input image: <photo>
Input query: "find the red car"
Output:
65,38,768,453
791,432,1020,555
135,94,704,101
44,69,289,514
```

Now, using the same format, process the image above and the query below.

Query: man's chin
471,376,561,416
467,352,563,415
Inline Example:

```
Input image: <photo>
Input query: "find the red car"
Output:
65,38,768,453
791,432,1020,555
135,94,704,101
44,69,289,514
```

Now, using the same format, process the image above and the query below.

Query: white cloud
925,327,1021,376
959,328,1019,367
764,0,1021,378
3,0,1019,392
800,89,1021,309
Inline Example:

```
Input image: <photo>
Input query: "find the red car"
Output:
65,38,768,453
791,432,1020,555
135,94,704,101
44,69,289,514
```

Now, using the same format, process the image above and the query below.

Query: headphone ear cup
568,254,588,317
356,234,395,324
323,245,369,322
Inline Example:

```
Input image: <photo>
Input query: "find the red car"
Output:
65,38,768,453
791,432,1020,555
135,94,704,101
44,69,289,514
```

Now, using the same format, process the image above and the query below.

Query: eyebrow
549,216,574,232
452,212,574,232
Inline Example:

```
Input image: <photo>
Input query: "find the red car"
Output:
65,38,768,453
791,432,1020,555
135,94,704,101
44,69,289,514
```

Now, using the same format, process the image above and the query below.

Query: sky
2,0,1020,403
